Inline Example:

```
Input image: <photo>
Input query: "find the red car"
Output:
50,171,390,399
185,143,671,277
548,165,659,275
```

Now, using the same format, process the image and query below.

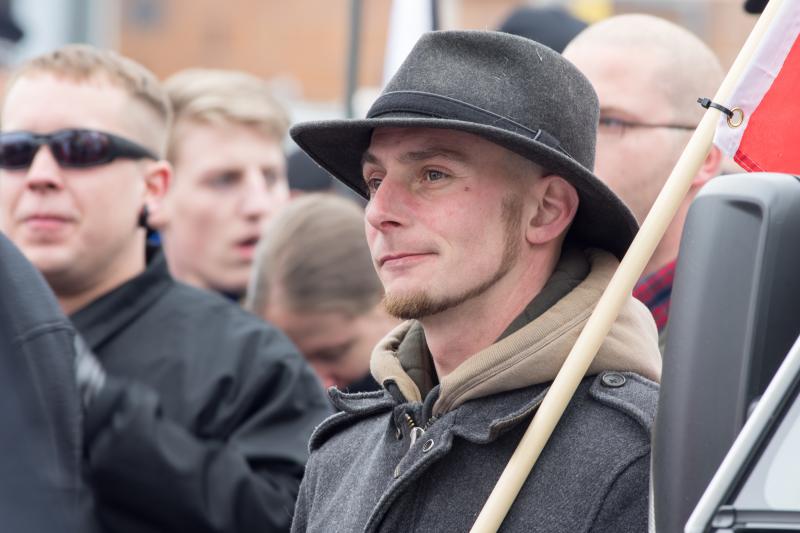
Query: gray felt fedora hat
291,30,637,259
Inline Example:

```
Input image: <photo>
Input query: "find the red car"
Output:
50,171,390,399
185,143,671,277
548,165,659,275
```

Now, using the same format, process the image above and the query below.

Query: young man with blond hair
150,68,291,297
0,44,329,533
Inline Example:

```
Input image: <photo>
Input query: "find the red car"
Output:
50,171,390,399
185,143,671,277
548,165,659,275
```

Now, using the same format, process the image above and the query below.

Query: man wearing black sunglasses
564,15,724,351
0,44,330,533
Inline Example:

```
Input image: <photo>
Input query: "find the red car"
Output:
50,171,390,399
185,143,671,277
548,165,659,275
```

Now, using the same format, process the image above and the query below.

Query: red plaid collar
633,259,676,332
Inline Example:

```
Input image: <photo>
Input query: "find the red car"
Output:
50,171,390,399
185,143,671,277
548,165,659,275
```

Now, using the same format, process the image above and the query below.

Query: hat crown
373,30,599,171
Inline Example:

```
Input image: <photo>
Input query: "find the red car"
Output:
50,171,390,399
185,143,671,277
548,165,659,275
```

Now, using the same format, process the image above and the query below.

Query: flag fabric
383,0,434,85
713,0,800,173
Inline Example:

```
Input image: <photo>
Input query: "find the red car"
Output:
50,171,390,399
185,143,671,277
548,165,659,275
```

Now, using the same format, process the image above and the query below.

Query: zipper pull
409,426,425,447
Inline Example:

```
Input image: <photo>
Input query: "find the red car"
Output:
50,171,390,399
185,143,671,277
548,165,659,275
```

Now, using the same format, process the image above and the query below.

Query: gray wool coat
292,371,658,533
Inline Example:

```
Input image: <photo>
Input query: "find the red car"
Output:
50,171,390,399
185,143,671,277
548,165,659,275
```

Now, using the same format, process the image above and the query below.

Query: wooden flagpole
470,1,785,531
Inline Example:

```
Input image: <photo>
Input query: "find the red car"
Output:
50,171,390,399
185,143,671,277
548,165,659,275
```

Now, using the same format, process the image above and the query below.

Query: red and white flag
714,0,800,172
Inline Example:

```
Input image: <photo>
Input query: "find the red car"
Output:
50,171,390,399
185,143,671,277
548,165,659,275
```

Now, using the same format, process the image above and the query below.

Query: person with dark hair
289,30,661,532
286,150,334,196
497,5,586,53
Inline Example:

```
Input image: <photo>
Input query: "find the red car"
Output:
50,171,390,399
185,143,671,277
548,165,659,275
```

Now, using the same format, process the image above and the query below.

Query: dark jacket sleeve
83,343,332,533
588,451,651,533
0,233,98,533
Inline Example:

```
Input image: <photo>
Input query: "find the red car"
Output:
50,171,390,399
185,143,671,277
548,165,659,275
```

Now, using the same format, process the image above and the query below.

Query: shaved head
565,14,723,124
563,14,724,275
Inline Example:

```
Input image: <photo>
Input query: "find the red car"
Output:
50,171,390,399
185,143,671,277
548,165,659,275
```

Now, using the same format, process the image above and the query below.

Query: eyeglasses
0,128,158,170
598,117,697,137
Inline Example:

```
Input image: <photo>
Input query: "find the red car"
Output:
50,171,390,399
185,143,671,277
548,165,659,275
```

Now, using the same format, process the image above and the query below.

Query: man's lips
21,214,74,230
378,252,434,267
234,236,260,259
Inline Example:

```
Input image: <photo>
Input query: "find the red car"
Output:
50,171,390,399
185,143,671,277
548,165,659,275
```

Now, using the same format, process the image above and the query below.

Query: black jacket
0,233,96,532
72,250,332,533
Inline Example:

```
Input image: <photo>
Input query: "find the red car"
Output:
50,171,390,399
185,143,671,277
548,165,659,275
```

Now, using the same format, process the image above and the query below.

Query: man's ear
142,160,172,230
525,175,579,245
692,144,722,189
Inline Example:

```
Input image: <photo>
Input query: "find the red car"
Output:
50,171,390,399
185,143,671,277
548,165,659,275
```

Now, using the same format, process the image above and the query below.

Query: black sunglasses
0,128,158,170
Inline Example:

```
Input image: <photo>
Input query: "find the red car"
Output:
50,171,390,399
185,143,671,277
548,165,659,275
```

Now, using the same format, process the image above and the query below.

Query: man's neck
56,244,147,315
422,252,557,377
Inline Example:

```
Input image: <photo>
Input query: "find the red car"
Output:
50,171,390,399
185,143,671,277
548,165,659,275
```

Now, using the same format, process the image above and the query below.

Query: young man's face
0,74,157,299
160,121,289,295
363,127,530,320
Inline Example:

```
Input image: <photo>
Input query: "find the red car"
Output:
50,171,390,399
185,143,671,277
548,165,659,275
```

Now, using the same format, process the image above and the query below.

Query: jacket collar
371,248,661,417
70,247,172,351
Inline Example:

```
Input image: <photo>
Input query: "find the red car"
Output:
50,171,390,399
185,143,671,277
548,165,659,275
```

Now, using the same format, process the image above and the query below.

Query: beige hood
371,249,662,416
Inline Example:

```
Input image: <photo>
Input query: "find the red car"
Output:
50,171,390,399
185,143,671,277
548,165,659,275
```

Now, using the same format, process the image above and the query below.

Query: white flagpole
470,1,786,531
383,0,433,85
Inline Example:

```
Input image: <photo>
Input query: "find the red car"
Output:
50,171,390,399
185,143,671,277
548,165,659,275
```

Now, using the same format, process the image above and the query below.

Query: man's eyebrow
399,147,469,163
598,106,639,119
361,146,469,168
361,151,380,168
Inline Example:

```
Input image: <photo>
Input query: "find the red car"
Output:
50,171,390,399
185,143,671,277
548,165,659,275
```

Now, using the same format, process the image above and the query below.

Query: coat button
422,439,434,452
395,426,402,440
601,372,626,388
393,465,401,478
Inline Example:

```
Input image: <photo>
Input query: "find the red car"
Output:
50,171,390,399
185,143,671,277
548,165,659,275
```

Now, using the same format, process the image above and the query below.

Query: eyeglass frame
0,128,159,170
597,116,697,136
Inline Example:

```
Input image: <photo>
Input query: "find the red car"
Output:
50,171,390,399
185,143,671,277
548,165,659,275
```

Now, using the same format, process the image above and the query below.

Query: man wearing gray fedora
290,30,662,532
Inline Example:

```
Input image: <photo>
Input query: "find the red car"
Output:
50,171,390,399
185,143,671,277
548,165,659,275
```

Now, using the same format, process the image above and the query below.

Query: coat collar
312,380,552,452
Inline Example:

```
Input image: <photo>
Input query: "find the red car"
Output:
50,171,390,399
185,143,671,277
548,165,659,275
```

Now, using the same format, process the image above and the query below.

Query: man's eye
598,117,628,132
208,171,240,188
365,177,382,195
262,169,278,186
424,169,448,182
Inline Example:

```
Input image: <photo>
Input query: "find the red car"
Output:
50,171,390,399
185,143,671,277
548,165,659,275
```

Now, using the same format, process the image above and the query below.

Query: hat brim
291,116,638,259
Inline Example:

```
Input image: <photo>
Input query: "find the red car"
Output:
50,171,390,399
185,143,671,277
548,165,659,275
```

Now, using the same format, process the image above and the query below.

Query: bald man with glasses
564,15,724,350
0,44,330,533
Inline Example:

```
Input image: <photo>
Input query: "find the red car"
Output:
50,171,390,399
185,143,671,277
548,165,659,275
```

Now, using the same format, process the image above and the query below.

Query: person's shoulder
584,371,659,438
159,280,282,334
309,388,395,453
150,280,301,365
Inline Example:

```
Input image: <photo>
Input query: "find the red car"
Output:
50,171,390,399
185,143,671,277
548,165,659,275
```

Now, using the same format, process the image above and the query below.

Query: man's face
0,74,154,296
266,306,384,389
161,121,289,294
363,127,528,320
565,45,689,224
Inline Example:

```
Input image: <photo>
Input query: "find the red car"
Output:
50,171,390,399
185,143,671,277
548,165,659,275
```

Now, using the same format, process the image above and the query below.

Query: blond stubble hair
3,44,172,156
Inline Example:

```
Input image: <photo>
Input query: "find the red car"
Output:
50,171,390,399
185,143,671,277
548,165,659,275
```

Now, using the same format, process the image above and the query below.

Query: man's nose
364,175,410,231
242,170,288,220
24,146,65,191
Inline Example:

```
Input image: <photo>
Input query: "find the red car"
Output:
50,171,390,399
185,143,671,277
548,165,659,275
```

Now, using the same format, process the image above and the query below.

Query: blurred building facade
10,0,757,119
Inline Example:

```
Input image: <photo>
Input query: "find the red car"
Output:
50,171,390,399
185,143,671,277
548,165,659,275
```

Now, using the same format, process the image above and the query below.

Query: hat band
368,90,571,159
